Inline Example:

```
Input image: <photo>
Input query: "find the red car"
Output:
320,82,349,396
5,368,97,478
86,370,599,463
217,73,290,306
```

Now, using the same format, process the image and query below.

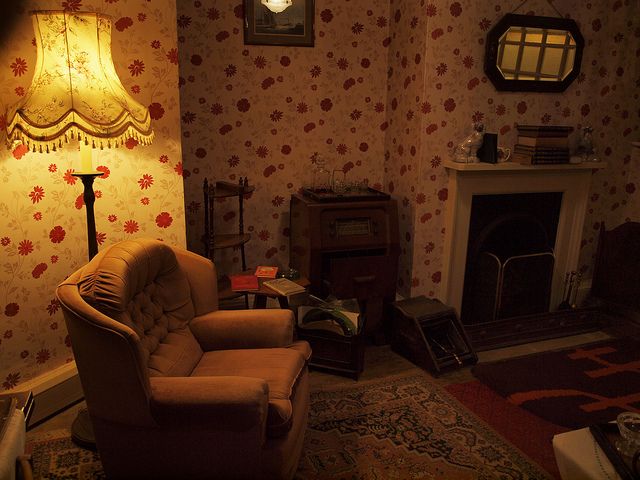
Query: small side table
253,276,310,309
220,274,310,309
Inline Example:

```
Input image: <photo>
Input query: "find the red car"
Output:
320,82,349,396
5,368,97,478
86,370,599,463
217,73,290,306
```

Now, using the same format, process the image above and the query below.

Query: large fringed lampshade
5,10,153,153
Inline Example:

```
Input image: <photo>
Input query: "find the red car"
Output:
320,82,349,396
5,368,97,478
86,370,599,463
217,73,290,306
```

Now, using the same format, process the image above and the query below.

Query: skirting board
17,362,83,428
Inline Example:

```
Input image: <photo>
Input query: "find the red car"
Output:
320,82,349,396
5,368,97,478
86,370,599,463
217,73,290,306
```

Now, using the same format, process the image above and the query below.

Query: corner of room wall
382,0,430,298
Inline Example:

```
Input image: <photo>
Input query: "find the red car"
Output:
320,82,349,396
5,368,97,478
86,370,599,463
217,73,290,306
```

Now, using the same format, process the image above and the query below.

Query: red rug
446,381,568,479
470,339,640,429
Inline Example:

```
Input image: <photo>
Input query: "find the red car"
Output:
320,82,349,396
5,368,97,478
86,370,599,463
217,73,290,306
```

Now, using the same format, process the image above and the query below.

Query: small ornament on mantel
453,123,485,163
576,126,597,162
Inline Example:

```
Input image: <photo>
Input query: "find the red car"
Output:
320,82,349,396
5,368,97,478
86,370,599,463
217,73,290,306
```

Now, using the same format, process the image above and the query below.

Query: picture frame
244,0,314,47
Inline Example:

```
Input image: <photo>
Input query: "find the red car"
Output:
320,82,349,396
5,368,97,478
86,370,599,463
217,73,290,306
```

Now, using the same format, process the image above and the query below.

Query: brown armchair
56,238,311,479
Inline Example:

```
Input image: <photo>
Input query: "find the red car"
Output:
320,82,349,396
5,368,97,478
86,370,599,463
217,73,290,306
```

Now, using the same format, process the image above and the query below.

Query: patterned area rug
26,372,550,479
25,430,105,479
471,338,640,429
446,380,568,479
296,372,549,479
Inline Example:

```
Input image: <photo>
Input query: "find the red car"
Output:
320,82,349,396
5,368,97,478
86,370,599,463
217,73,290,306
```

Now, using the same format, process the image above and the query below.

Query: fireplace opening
461,192,563,326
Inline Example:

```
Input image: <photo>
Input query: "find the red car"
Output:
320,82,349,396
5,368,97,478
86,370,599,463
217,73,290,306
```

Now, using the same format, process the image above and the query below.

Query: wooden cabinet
203,179,254,304
289,193,399,342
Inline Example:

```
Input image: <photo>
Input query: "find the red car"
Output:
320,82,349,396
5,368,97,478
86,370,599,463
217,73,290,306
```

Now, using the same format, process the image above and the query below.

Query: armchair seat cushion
192,345,308,437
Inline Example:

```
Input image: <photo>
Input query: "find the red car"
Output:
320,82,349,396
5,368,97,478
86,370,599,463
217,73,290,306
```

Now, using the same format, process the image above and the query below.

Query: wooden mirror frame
484,13,584,93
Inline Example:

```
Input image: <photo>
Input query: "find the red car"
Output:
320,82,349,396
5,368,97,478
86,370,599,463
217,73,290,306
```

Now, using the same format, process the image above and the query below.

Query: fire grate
465,250,555,325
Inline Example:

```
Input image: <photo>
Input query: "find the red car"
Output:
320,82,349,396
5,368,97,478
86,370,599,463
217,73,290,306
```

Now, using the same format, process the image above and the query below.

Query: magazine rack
295,327,365,379
295,298,365,379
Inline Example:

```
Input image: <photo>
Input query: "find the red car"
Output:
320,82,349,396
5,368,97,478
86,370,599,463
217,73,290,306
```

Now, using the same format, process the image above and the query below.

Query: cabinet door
325,253,395,299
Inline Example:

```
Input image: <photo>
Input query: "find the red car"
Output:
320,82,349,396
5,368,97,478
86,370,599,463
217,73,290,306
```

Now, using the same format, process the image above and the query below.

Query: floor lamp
5,10,154,448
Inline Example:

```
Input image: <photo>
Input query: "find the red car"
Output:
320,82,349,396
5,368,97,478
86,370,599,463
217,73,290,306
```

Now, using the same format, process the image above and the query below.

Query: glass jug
312,155,331,193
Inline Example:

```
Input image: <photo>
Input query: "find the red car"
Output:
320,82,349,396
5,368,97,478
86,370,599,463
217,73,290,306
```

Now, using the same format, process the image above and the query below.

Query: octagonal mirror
485,14,584,92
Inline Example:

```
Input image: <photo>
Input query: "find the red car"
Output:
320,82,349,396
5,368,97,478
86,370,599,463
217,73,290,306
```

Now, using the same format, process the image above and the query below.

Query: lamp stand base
72,172,103,260
71,407,96,450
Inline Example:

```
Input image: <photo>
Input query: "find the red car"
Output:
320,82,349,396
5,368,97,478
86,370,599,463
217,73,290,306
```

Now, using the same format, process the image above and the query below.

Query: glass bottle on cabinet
312,154,331,193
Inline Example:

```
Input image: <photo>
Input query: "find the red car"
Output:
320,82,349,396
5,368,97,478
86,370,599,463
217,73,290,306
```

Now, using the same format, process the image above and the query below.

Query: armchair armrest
172,246,219,315
149,376,269,431
190,309,295,351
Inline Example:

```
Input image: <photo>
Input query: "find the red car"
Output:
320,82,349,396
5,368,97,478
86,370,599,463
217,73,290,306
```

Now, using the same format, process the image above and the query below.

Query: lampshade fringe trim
7,126,154,154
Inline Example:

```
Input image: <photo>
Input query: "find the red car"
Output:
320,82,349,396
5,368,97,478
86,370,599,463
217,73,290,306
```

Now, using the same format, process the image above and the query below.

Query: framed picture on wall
244,0,314,47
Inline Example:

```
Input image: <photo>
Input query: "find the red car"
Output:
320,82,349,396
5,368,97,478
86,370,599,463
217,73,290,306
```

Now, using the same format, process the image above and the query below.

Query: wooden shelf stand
203,179,255,304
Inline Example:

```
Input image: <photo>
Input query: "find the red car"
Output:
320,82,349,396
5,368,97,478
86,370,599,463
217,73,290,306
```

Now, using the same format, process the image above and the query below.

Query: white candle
80,140,93,172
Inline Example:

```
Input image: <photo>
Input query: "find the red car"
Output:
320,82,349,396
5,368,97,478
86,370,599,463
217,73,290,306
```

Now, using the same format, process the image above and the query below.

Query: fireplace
461,192,562,326
441,160,605,349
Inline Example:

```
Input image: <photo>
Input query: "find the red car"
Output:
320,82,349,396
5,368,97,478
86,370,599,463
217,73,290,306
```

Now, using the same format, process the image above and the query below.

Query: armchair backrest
57,239,206,425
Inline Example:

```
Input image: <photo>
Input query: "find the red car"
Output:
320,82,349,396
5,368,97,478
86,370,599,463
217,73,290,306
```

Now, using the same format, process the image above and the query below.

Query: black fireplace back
461,192,562,326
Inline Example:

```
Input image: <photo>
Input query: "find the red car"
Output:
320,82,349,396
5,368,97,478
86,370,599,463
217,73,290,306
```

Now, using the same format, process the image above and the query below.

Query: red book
255,266,278,278
230,274,259,291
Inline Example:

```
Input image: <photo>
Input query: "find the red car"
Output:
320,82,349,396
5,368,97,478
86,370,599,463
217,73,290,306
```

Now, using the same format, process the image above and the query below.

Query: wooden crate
296,327,364,380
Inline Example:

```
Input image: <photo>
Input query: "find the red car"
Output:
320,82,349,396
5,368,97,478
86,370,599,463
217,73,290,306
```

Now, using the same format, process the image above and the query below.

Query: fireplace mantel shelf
444,160,606,172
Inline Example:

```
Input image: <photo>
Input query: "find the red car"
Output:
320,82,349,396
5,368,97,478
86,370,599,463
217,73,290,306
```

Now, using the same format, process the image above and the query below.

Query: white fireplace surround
441,160,606,316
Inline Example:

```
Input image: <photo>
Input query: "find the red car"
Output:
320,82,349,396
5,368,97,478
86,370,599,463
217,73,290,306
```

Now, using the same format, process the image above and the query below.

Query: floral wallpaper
0,0,184,390
177,0,391,272
179,0,639,303
383,0,429,296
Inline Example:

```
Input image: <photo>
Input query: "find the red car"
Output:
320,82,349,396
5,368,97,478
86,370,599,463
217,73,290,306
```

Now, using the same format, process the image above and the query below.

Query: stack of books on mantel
513,125,573,165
